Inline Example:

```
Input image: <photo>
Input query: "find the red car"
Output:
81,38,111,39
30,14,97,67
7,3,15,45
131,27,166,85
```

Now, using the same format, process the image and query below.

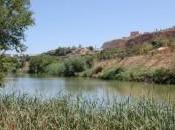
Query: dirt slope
97,50,175,70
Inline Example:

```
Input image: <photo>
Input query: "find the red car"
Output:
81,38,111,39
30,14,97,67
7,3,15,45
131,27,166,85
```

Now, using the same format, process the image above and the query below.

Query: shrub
79,69,93,77
0,72,4,84
29,55,58,74
101,68,123,80
45,63,64,76
54,47,72,56
29,55,94,77
151,37,175,48
129,68,175,84
151,69,175,84
131,43,153,55
87,46,94,51
97,50,118,60
80,66,103,77
63,58,86,76
84,56,94,68
116,68,175,84
0,56,20,76
56,63,66,76
62,56,94,77
93,66,103,74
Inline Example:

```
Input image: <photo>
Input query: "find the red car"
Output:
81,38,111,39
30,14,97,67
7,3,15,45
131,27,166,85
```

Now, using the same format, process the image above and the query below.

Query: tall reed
0,94,174,130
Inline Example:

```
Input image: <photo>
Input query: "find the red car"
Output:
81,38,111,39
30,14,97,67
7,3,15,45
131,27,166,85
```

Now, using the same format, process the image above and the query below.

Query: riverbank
19,40,175,85
0,94,174,130
27,50,175,84
80,51,175,84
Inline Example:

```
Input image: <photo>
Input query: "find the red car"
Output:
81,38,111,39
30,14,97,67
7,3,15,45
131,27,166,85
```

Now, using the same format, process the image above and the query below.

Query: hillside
28,27,175,84
44,47,95,58
102,27,175,50
94,49,174,71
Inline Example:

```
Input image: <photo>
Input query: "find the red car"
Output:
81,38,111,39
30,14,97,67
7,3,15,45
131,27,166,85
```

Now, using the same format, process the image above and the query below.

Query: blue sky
25,0,175,54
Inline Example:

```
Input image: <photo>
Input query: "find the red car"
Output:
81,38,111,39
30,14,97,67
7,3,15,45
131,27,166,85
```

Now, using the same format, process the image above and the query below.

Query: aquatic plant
0,94,174,130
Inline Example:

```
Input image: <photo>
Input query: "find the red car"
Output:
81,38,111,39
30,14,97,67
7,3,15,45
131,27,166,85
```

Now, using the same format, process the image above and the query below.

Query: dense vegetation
0,0,34,53
29,55,59,74
99,67,175,84
0,94,174,130
1,1,175,130
81,60,175,84
27,36,175,84
0,0,34,82
29,55,94,76
80,36,175,84
45,46,94,56
0,55,21,82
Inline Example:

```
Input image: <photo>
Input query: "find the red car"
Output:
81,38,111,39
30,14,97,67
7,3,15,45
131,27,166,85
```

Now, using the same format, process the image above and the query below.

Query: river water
1,75,175,103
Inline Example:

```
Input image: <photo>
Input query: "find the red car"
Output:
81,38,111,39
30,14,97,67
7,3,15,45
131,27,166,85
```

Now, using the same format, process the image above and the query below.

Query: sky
25,0,175,54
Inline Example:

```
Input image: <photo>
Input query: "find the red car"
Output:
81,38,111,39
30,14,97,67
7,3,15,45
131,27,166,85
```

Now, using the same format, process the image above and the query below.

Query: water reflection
1,76,175,103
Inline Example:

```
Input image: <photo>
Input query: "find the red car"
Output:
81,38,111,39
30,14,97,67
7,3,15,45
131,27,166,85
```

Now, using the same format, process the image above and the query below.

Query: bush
29,55,58,74
99,66,175,84
130,68,175,84
0,72,4,84
62,56,94,77
101,68,123,80
151,69,175,84
82,56,94,68
87,46,94,51
92,66,103,74
114,68,175,84
151,37,175,48
64,58,86,77
80,66,103,77
130,43,153,55
97,49,120,60
56,63,66,76
45,63,66,76
54,47,72,56
28,55,95,77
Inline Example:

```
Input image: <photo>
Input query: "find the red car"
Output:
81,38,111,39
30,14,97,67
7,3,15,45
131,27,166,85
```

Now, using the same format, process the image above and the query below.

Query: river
1,75,175,103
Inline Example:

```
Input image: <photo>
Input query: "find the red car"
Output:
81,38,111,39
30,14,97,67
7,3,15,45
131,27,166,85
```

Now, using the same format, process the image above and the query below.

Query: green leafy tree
29,55,58,74
0,0,34,81
0,0,34,54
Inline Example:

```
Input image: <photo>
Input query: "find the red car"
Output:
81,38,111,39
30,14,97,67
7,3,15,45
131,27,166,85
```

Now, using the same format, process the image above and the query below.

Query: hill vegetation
26,27,175,84
2,27,175,85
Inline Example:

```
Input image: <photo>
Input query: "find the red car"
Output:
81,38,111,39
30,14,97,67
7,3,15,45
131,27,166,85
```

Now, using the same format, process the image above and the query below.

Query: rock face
102,27,175,50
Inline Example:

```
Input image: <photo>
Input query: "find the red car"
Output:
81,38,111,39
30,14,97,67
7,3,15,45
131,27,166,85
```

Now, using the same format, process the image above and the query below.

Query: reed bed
0,94,174,130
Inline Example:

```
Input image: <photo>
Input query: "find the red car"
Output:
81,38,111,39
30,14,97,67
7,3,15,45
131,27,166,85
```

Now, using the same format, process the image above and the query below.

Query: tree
0,0,34,54
0,0,34,81
87,46,94,51
29,55,58,74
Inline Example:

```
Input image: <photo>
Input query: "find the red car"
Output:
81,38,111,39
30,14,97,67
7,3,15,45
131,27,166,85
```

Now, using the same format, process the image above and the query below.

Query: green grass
0,94,175,130
99,67,175,84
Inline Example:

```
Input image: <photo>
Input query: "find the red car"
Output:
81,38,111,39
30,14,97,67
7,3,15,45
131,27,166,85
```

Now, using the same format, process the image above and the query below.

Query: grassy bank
0,94,175,130
81,65,175,84
28,54,175,84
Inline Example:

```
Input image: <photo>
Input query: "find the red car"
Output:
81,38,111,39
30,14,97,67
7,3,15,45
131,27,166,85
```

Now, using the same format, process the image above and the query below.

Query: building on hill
130,31,140,37
102,27,175,50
